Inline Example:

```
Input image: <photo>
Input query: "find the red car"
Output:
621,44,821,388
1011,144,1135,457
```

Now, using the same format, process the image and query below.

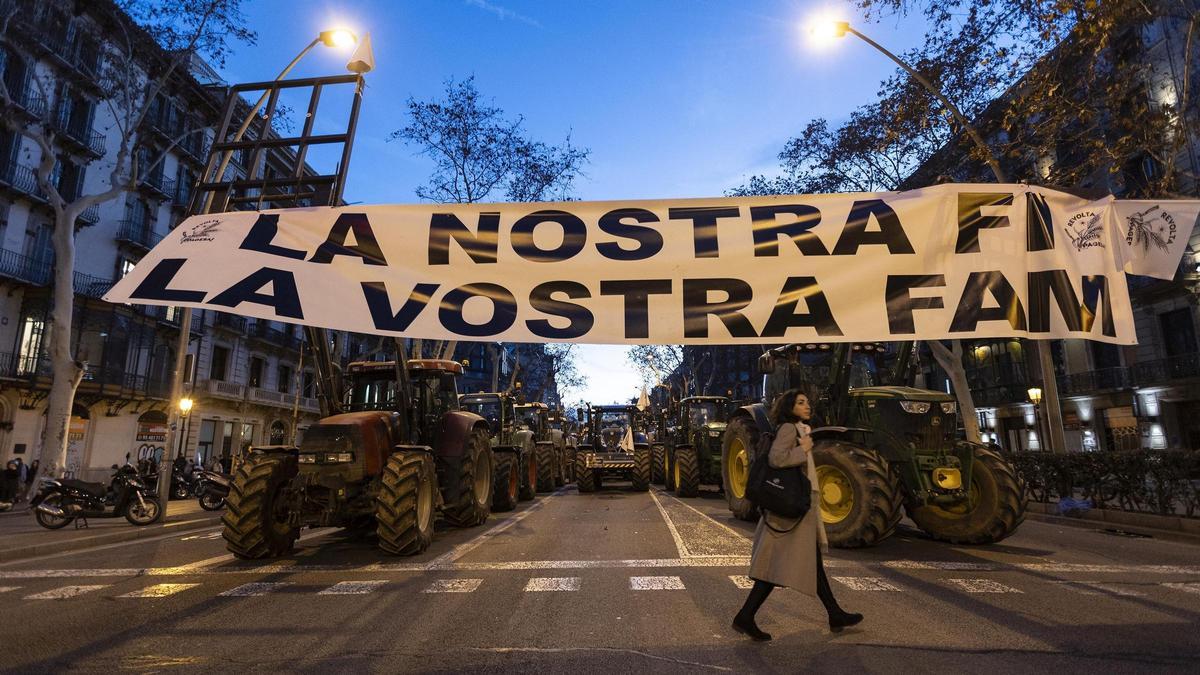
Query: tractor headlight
298,454,317,464
326,452,355,464
940,402,956,414
899,401,931,414
709,430,722,437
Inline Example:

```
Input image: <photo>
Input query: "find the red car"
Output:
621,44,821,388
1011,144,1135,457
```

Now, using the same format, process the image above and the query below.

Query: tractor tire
376,451,436,555
673,446,700,498
491,452,520,513
553,449,566,488
222,452,299,559
721,417,759,522
535,443,555,492
576,455,597,493
519,443,537,501
443,430,494,528
907,444,1028,545
631,445,651,491
651,444,666,484
812,442,903,548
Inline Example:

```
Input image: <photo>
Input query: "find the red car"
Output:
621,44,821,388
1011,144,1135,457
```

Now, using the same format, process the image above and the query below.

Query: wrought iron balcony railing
0,248,51,285
116,220,162,250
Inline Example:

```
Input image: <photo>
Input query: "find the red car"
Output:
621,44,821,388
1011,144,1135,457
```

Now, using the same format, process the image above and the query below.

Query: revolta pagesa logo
1064,211,1105,251
181,219,220,243
1125,205,1176,253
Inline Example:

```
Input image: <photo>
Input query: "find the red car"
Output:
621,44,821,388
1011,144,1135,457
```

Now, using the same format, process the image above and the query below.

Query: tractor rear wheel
222,452,299,559
576,454,596,493
651,444,665,484
674,446,700,498
907,445,1027,544
553,449,566,488
491,452,520,512
443,430,494,528
721,417,759,522
376,451,436,555
535,443,555,492
631,445,651,491
812,442,903,548
519,442,537,501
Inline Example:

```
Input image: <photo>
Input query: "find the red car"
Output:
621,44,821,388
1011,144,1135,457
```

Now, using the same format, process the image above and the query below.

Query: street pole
837,21,1068,453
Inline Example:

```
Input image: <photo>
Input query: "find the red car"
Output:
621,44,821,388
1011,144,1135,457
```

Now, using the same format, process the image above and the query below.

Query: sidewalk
0,498,223,563
1026,501,1200,545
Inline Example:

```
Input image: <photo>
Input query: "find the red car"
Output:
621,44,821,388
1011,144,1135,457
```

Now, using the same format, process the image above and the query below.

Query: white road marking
945,578,1023,594
119,583,201,598
24,585,109,600
0,586,20,593
524,577,580,592
318,580,389,595
1163,582,1200,595
426,488,568,569
657,489,753,542
1055,581,1144,597
833,576,902,591
648,489,692,558
219,582,292,597
729,575,754,589
630,576,685,590
423,578,483,593
0,525,223,569
885,561,995,571
180,532,223,541
160,527,339,574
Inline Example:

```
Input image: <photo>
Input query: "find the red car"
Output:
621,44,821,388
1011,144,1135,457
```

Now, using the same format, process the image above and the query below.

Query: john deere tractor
574,404,652,492
459,392,540,511
662,396,730,497
722,344,1026,548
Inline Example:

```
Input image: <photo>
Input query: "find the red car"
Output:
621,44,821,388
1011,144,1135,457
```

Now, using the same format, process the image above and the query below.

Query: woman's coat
747,421,827,596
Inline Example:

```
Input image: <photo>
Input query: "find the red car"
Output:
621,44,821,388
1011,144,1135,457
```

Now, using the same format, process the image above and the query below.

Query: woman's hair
770,388,810,427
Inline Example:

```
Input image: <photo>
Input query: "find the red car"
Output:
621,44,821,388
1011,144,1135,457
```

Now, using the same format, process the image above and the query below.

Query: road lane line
425,487,569,569
1163,582,1200,595
119,583,201,598
656,489,752,542
630,575,686,590
318,580,389,595
729,575,754,589
945,578,1023,593
833,576,902,591
1055,581,1144,597
24,584,109,600
159,527,340,573
524,577,580,592
0,586,20,593
648,489,691,558
423,578,482,593
0,525,223,568
219,582,292,597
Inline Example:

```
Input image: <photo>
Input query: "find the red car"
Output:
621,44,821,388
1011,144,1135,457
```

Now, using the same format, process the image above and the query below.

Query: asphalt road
1,483,1198,674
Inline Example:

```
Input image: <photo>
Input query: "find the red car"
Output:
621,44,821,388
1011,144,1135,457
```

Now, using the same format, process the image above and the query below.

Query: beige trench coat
747,422,827,596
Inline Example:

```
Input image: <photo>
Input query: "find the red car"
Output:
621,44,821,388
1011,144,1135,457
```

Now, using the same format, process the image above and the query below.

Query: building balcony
248,321,302,352
0,248,51,286
72,271,114,298
7,87,47,119
76,205,100,225
52,109,105,157
77,365,169,399
0,161,47,202
205,379,246,401
213,313,247,332
115,220,162,251
247,386,320,412
138,172,176,200
1133,353,1200,386
1056,366,1135,397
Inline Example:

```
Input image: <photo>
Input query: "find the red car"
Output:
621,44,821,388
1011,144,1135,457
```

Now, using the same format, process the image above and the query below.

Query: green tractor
722,343,1026,547
459,392,540,512
546,408,577,483
662,396,731,498
574,404,652,493
515,402,567,491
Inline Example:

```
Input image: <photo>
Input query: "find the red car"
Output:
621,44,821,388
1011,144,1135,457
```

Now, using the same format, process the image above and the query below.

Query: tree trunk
440,341,458,361
929,340,981,443
488,344,501,391
412,339,424,360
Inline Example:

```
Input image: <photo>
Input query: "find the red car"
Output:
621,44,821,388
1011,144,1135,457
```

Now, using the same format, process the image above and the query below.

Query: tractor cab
515,402,550,438
460,393,514,438
345,359,464,446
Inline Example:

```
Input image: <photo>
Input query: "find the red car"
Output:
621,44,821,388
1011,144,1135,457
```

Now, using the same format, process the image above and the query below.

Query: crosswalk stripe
120,583,201,598
833,576,901,591
524,577,581,592
729,575,754,589
1163,582,1200,595
318,581,389,595
630,576,685,590
219,582,292,597
944,578,1023,594
423,579,483,593
24,585,109,600
1056,581,1144,597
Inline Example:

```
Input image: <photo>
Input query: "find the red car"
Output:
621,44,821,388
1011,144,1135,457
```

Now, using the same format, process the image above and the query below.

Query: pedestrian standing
26,459,40,491
1,460,18,503
732,388,863,641
13,458,27,502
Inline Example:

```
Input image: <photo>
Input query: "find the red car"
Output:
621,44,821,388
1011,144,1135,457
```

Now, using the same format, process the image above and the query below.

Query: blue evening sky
215,0,930,405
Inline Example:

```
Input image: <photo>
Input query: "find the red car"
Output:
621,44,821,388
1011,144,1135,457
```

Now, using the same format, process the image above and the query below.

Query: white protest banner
103,184,1199,345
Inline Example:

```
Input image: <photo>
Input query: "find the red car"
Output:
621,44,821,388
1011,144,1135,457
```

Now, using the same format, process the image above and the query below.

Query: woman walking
732,388,863,641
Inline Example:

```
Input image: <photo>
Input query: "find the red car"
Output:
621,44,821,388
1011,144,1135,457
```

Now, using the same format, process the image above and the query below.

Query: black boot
816,548,863,632
733,580,774,641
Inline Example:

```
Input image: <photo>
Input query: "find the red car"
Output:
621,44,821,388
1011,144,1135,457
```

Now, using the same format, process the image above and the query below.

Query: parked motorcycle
31,463,159,529
193,468,230,511
170,467,191,500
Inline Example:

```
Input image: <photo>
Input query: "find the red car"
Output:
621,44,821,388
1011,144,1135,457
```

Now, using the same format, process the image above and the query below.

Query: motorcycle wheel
199,491,226,511
171,481,190,500
34,494,74,530
125,498,161,526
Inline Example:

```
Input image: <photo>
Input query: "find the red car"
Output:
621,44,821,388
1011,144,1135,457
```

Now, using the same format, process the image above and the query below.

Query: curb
1026,508,1200,546
0,514,224,563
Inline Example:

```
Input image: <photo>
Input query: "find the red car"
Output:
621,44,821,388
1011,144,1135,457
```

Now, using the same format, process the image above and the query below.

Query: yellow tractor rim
729,439,749,499
674,458,681,488
817,465,854,524
928,477,981,517
664,452,670,483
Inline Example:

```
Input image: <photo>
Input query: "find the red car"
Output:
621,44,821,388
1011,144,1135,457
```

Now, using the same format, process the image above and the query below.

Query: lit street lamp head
319,29,357,49
807,16,850,45
1027,387,1043,405
179,397,194,414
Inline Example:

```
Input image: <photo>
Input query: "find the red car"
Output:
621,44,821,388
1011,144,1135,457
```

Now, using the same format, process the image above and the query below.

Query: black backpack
746,426,812,521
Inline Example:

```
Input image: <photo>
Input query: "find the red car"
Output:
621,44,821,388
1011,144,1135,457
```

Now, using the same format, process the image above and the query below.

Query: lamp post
818,19,1066,454
1027,387,1043,451
176,396,193,460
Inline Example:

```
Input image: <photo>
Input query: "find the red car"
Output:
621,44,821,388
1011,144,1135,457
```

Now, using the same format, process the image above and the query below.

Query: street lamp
176,396,194,462
1027,387,1043,451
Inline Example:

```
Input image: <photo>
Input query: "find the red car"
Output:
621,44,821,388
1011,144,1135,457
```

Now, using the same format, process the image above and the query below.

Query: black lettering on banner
682,278,757,338
439,283,518,337
831,199,914,255
511,210,587,263
750,204,828,256
1026,192,1054,252
428,212,500,265
599,279,672,339
309,213,388,266
596,208,663,261
1027,271,1114,336
208,267,305,319
950,270,1027,332
668,207,740,258
361,282,440,331
886,275,946,334
239,214,306,260
760,276,843,337
128,259,205,303
528,281,594,339
956,192,1014,253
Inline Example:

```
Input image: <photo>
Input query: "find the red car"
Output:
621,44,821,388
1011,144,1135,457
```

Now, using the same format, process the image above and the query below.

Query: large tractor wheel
553,448,566,488
650,444,666,484
443,430,494,528
376,451,436,555
576,454,597,493
222,452,299,559
721,417,759,522
519,442,537,501
491,452,520,513
535,443,555,492
631,445,651,491
673,446,700,498
812,442,903,548
907,444,1027,544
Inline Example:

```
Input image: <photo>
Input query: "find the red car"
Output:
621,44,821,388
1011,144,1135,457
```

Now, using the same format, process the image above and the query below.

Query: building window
17,316,44,374
210,345,229,381
248,357,264,388
302,371,315,398
118,258,136,278
277,364,292,394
